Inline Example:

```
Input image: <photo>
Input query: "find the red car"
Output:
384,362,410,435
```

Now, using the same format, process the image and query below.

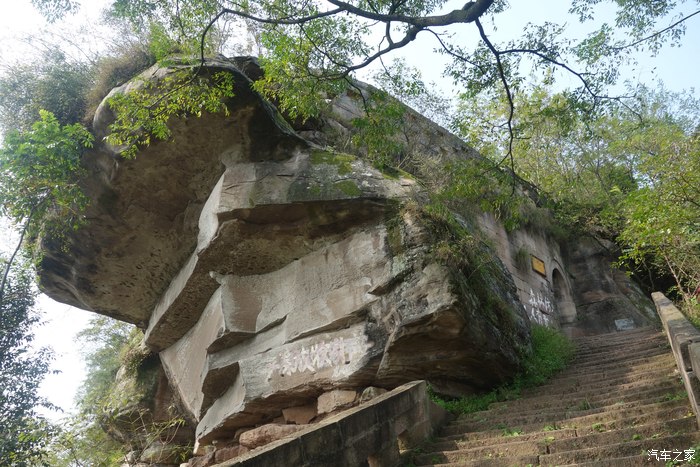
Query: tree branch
426,29,489,76
474,19,516,174
610,9,700,52
219,6,345,26
296,22,425,81
323,0,494,27
496,45,642,120
0,209,34,304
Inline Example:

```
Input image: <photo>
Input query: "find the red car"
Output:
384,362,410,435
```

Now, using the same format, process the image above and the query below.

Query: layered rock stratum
36,57,656,458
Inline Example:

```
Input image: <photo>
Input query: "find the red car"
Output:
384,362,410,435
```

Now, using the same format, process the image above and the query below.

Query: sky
1,0,699,421
387,1,700,99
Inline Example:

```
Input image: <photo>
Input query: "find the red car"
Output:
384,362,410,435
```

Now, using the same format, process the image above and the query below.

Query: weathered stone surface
360,386,388,403
214,445,249,463
39,57,305,326
139,441,184,464
282,404,317,425
192,443,216,457
186,453,215,467
238,424,307,449
317,390,357,414
563,237,657,335
477,212,574,328
145,155,411,350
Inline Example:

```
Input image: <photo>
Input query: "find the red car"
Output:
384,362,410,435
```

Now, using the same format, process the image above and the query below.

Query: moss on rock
334,180,362,197
310,149,356,175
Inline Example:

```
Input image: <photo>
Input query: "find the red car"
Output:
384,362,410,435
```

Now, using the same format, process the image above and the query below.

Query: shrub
431,324,574,415
0,48,92,133
83,45,156,122
517,324,575,387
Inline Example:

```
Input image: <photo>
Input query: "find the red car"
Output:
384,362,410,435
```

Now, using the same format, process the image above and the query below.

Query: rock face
36,57,655,454
563,237,657,335
39,57,306,326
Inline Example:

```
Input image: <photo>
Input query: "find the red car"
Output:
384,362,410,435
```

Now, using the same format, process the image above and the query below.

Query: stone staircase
408,327,700,466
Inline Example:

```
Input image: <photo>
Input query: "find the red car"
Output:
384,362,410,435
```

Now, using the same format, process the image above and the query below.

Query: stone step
412,455,540,467
570,350,671,372
412,437,544,464
562,453,689,466
539,432,700,465
410,326,697,467
415,427,700,466
434,426,578,447
429,427,578,453
572,327,660,346
545,346,672,371
565,346,672,371
551,360,677,388
456,375,683,424
548,416,697,453
444,399,692,435
573,346,668,364
561,347,673,375
429,415,695,459
460,391,688,427
573,335,668,356
573,330,665,349
487,380,683,413
517,372,682,398
485,382,685,416
552,368,679,391
573,332,668,352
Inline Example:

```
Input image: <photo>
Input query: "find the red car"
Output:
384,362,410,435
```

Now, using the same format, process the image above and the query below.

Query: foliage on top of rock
104,62,237,158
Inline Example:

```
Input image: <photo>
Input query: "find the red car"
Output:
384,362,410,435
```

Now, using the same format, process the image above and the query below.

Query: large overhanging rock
38,57,311,325
37,57,548,449
160,206,532,445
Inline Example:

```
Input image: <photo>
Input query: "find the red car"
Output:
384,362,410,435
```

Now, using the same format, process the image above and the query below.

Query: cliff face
36,57,655,455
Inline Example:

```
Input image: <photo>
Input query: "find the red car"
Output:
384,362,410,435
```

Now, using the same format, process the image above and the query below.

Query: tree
0,47,93,134
0,257,55,466
619,123,700,305
454,83,641,233
28,0,699,156
45,317,134,467
0,110,93,297
456,82,700,302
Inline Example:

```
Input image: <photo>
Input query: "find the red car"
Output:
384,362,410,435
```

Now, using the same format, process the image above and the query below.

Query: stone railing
653,292,700,428
212,380,450,467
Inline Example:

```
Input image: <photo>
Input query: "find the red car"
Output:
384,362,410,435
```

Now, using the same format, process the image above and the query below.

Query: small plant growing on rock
575,399,593,411
502,427,523,437
662,391,687,402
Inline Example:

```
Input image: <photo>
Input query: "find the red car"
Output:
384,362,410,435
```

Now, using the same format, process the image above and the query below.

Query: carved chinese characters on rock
528,287,555,326
268,332,372,379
